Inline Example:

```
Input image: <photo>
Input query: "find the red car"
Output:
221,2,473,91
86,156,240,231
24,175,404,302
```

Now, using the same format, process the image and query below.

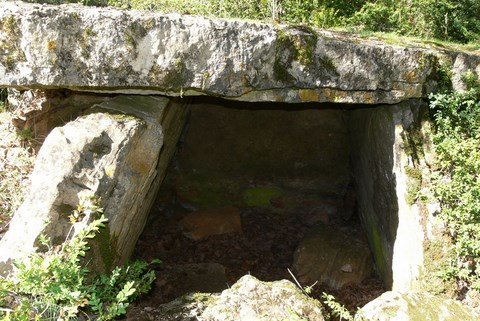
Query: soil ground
133,203,386,315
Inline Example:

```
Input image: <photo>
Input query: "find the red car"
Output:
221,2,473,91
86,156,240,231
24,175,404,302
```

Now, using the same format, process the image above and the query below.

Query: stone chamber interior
132,96,388,311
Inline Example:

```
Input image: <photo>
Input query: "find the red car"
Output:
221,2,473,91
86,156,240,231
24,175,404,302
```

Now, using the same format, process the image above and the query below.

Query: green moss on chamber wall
369,224,389,284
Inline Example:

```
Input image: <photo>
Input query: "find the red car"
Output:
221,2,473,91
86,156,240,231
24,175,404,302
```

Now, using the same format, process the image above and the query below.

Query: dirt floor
133,203,386,315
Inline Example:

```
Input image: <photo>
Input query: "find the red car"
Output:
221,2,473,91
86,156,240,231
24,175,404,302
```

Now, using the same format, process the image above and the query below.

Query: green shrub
0,198,158,320
429,76,480,291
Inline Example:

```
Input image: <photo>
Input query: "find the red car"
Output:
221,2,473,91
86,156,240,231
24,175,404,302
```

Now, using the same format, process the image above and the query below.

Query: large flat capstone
1,2,479,104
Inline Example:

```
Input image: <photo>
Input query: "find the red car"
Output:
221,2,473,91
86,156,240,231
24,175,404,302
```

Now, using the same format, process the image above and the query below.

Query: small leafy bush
0,198,157,320
429,76,480,291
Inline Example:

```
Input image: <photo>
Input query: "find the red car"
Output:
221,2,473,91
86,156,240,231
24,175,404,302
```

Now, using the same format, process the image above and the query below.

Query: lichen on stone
0,15,25,70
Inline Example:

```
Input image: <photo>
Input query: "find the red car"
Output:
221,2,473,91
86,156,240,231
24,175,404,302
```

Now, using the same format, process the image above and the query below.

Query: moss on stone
405,166,422,205
274,26,319,83
318,55,338,76
148,56,188,91
370,226,388,281
243,186,282,208
0,15,25,71
94,223,116,272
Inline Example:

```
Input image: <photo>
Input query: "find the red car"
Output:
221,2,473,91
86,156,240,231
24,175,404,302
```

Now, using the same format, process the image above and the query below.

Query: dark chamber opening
133,96,386,311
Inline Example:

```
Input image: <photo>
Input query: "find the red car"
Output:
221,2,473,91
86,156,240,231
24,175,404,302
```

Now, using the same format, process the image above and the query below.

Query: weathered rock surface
180,207,242,240
1,2,480,104
126,275,325,321
356,291,480,321
348,100,430,291
6,89,111,146
293,223,373,289
0,95,189,273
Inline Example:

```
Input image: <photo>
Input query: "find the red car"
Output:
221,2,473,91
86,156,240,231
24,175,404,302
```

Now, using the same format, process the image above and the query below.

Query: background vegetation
21,0,480,44
429,73,480,293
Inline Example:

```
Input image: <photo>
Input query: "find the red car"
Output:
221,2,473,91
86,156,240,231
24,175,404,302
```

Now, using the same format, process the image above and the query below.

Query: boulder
201,275,325,320
292,223,373,289
0,95,189,274
126,275,326,321
356,291,480,321
1,2,480,104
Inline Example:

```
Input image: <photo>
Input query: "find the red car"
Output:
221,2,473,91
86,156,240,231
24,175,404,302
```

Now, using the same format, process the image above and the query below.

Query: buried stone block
0,95,189,274
179,206,242,240
292,223,373,290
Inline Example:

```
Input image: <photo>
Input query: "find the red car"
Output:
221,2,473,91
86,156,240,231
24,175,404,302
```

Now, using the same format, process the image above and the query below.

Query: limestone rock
1,2,479,104
292,223,373,289
201,275,325,321
0,95,189,274
179,207,242,240
7,89,111,146
127,275,325,320
356,291,480,321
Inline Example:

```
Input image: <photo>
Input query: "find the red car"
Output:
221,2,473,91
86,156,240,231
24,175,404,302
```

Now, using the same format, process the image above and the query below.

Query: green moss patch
242,186,282,208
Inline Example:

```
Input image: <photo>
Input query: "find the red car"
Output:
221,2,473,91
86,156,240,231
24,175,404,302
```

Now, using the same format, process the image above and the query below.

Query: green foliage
350,0,480,44
321,292,353,321
429,75,480,291
20,0,480,43
0,198,158,320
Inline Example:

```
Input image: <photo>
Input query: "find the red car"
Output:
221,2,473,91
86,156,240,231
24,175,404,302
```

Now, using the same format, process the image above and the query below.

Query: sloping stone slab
356,291,480,321
0,95,189,274
1,2,480,104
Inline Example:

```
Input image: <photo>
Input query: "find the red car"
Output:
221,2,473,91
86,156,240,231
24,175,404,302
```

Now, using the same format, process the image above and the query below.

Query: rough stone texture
348,100,429,291
292,223,373,289
126,275,325,320
0,95,189,273
1,2,480,104
356,291,480,321
180,207,242,240
201,275,325,320
6,89,112,146
175,100,350,212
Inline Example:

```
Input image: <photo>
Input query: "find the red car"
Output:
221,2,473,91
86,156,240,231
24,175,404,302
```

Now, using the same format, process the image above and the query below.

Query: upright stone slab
0,95,189,273
348,100,429,290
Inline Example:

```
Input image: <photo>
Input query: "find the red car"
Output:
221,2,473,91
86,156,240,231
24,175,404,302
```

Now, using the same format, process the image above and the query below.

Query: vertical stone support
349,100,427,291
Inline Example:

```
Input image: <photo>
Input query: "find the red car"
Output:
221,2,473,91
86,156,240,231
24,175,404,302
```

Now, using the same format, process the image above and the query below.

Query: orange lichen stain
323,88,333,100
403,70,418,82
360,92,375,104
46,40,56,50
298,89,320,102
